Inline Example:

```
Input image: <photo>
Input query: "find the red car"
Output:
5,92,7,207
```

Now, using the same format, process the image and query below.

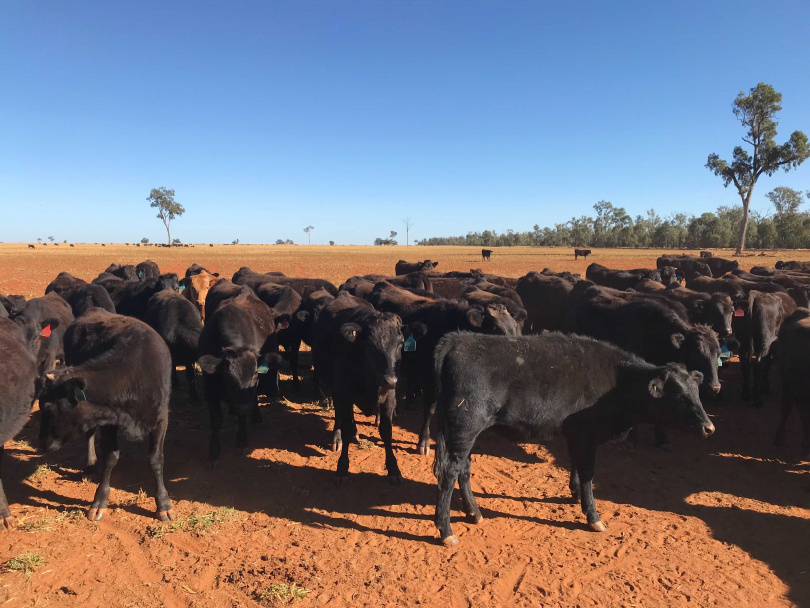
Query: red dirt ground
2,244,810,608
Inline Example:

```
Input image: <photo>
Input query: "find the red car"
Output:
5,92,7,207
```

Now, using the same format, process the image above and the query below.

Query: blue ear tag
404,334,416,352
257,364,270,374
179,284,186,291
720,345,731,359
75,388,87,402
717,357,723,367
138,271,143,278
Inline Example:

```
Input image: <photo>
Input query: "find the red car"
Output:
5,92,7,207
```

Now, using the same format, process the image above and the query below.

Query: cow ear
197,355,222,374
466,308,485,328
41,317,60,335
689,371,704,386
404,322,428,340
340,323,362,342
648,378,665,399
433,262,438,268
671,333,685,349
179,278,190,291
212,273,220,278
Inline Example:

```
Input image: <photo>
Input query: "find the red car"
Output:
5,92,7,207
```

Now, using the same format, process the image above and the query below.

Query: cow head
181,272,221,320
38,372,89,452
634,363,715,438
340,313,426,392
198,347,283,410
13,316,60,372
673,324,722,394
465,304,521,336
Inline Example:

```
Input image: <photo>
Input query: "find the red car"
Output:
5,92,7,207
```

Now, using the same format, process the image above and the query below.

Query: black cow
428,277,473,300
776,261,810,271
45,272,115,317
0,294,27,318
312,294,421,483
540,268,581,283
145,290,203,402
774,309,810,456
0,318,40,528
574,248,591,260
363,272,433,294
37,310,174,522
114,274,179,320
136,260,160,280
586,263,650,290
105,264,139,281
197,288,286,462
700,251,713,258
705,257,739,278
570,286,722,397
735,291,795,407
481,249,492,261
462,286,527,324
395,260,438,275
657,256,712,278
433,332,714,545
255,283,304,388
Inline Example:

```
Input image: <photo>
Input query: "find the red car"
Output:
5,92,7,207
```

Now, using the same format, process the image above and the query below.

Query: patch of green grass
16,509,84,533
256,583,311,604
5,552,44,574
145,507,240,539
26,464,52,481
357,439,375,450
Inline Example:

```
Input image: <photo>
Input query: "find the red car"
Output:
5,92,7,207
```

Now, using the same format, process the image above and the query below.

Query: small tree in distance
141,237,149,244
48,236,54,243
304,225,314,244
148,187,185,246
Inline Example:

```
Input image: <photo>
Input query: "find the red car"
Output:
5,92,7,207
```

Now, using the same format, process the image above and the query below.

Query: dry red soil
2,244,810,608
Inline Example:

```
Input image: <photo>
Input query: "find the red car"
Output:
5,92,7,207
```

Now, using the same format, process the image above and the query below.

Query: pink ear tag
734,308,744,317
41,325,51,337
280,321,289,329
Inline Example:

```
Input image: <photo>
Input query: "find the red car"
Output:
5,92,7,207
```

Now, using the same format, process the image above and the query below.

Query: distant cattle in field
38,309,174,522
433,332,714,545
69,244,74,247
27,244,35,249
574,248,591,260
481,249,492,261
700,251,713,258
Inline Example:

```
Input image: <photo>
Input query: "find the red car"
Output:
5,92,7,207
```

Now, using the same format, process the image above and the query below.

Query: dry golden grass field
2,243,810,608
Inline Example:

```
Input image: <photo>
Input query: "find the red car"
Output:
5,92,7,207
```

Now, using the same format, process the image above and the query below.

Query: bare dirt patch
2,244,810,607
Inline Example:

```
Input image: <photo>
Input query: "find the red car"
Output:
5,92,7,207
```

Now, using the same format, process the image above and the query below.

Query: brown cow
180,271,220,320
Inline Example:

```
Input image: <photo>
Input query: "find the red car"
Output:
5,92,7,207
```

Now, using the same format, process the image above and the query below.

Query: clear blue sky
2,1,809,244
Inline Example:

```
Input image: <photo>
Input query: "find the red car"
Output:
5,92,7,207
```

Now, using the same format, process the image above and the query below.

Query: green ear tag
717,357,723,367
404,334,416,352
75,388,87,401
257,364,270,374
179,284,186,291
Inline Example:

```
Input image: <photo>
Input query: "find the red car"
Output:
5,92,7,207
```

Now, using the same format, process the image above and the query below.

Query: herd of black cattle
2,252,810,546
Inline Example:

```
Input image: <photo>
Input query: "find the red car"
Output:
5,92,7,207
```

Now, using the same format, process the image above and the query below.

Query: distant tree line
416,191,810,250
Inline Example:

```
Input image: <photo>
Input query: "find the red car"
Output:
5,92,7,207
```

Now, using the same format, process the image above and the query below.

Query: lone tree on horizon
706,83,808,254
304,225,314,244
402,216,414,246
148,187,185,246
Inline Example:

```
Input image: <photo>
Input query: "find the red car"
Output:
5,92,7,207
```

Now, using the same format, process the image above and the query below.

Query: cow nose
711,384,722,394
382,376,398,389
702,422,716,437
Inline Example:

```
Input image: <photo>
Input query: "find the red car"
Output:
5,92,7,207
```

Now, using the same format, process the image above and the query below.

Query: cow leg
418,401,436,456
752,358,764,407
774,392,793,446
286,337,302,390
334,395,356,484
204,377,223,463
458,455,482,523
0,446,13,529
740,352,752,400
148,419,174,521
435,452,464,546
184,364,199,403
84,429,97,476
87,425,120,521
570,441,603,531
378,392,401,483
798,405,810,461
568,466,581,502
331,408,342,452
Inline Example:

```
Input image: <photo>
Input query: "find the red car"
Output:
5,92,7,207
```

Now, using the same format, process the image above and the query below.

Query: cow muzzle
701,422,715,437
381,376,397,390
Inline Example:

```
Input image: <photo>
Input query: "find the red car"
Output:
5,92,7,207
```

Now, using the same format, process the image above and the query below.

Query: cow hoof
87,507,106,521
442,535,459,547
331,442,342,453
157,509,174,522
588,520,606,532
418,445,430,456
2,516,15,530
468,512,483,524
388,474,403,486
